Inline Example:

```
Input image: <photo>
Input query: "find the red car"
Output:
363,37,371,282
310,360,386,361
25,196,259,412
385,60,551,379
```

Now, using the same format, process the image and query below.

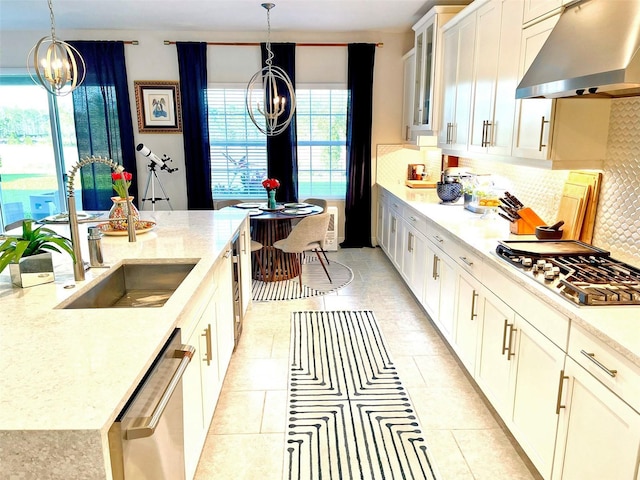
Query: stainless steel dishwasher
108,329,195,479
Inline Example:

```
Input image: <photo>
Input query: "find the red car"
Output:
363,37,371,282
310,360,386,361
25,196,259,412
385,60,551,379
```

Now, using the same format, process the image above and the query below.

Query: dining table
228,202,323,282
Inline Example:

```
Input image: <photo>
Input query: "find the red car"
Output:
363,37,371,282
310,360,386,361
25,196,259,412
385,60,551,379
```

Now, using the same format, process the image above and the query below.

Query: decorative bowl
535,225,564,240
436,181,463,203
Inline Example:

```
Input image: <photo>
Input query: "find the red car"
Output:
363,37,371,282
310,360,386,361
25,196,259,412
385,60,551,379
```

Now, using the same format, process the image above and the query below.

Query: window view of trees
207,86,347,200
0,83,77,226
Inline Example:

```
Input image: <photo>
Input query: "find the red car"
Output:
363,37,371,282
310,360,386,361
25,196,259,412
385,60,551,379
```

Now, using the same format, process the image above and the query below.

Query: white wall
1,28,414,218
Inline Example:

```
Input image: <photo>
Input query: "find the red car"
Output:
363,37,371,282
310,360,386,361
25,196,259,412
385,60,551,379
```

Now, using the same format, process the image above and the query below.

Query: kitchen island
0,209,248,479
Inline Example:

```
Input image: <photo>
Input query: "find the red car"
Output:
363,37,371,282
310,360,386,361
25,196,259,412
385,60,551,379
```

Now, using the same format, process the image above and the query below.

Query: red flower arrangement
262,178,280,191
111,171,133,198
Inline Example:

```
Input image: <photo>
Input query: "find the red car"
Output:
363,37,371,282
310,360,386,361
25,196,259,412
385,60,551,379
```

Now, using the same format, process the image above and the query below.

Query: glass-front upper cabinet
409,5,465,136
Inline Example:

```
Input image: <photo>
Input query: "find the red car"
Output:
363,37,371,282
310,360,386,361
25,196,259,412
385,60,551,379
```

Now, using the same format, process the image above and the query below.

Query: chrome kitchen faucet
66,155,136,281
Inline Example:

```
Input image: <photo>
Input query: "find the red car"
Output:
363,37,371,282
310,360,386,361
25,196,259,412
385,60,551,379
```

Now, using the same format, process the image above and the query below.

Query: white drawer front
569,324,640,414
402,205,428,237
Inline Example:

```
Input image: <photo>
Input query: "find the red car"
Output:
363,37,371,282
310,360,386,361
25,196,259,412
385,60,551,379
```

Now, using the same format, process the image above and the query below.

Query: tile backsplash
376,97,640,268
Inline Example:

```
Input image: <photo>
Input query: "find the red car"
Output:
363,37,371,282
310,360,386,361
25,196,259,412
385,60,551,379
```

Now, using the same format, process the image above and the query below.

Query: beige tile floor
194,247,542,480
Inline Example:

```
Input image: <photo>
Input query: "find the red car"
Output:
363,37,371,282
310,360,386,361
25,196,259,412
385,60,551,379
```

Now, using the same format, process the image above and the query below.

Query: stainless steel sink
59,261,197,309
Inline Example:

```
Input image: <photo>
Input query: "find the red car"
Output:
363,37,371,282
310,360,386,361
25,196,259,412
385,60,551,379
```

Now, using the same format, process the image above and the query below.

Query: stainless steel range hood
516,0,640,99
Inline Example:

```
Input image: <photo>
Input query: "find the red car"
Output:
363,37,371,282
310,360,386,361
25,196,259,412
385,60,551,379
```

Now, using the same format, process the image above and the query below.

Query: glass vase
267,189,277,210
109,196,140,231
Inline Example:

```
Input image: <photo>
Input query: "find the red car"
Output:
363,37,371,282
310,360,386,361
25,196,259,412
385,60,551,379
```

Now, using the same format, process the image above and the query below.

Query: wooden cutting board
556,182,590,240
567,171,602,243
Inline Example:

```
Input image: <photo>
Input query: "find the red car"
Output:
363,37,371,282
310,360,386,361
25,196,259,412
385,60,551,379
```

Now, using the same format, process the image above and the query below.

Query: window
207,85,347,200
0,77,78,228
296,89,347,198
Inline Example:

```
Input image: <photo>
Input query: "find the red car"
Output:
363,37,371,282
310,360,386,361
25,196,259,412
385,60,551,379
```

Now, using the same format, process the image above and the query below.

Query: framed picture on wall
134,80,183,133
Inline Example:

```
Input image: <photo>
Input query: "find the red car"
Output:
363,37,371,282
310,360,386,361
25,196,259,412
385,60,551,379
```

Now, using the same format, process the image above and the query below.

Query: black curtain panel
341,43,376,248
176,42,213,209
70,41,138,210
260,42,298,203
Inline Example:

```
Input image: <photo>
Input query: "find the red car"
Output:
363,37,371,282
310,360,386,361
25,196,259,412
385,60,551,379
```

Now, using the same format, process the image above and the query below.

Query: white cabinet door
182,281,218,480
401,222,428,302
523,0,562,24
510,316,565,479
512,14,557,160
450,13,477,151
199,310,220,427
216,249,235,381
468,1,501,154
453,269,482,374
438,12,476,151
475,291,516,417
377,192,387,249
411,6,463,137
469,0,523,156
438,25,459,147
182,323,206,480
387,201,402,269
402,49,415,142
239,219,252,316
423,238,443,321
553,358,640,480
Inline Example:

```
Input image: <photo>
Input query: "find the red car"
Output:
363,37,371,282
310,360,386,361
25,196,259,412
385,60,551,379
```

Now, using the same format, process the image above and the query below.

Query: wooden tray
405,180,436,189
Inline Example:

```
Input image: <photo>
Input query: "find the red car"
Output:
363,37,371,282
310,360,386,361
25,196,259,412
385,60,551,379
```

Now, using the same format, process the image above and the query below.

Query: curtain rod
163,40,383,47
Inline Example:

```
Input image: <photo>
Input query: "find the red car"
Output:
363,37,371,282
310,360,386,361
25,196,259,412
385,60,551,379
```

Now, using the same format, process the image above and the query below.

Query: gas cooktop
495,241,640,307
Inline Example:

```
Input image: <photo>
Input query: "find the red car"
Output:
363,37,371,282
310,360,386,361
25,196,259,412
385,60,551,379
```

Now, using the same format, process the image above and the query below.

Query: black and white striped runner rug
252,256,353,302
285,311,439,480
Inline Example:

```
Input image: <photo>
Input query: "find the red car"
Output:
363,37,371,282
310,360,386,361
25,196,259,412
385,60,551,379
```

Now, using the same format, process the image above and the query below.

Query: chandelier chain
264,6,274,68
47,0,57,42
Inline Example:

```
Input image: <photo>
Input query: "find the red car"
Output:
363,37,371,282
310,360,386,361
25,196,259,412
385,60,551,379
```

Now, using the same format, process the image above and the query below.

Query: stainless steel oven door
108,329,194,480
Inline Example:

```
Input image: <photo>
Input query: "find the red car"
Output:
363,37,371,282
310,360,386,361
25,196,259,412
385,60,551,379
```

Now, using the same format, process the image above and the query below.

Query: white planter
9,252,54,288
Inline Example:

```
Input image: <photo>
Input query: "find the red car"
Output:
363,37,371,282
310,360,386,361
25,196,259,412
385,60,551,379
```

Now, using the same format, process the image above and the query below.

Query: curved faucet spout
66,155,126,282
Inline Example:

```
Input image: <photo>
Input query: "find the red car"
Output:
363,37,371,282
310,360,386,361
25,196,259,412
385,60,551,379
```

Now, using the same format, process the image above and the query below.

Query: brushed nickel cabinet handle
407,232,414,252
470,290,478,320
433,235,444,243
580,350,618,377
202,324,213,366
555,369,569,415
481,120,488,147
502,319,510,355
432,254,439,280
507,326,517,360
391,217,397,234
538,116,550,151
459,256,473,267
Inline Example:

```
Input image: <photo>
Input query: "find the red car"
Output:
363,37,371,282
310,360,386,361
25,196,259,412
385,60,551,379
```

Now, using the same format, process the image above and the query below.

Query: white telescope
136,143,177,173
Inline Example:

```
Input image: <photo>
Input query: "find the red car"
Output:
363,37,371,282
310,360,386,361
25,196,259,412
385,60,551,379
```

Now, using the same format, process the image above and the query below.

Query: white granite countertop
378,183,640,368
0,210,247,434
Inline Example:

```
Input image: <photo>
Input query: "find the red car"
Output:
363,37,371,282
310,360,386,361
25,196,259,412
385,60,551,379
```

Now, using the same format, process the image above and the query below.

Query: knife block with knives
499,192,546,234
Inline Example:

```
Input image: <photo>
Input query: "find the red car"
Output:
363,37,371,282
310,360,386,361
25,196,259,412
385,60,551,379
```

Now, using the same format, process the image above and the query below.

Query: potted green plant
0,220,75,287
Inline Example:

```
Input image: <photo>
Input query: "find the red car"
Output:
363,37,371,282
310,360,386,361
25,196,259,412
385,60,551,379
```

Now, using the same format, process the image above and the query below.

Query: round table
242,204,323,282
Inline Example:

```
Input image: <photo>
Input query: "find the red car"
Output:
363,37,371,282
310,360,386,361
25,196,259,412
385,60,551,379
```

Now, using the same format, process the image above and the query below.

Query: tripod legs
142,167,173,211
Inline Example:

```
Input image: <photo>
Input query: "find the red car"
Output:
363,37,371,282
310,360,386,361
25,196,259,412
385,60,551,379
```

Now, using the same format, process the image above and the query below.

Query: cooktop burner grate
496,246,640,306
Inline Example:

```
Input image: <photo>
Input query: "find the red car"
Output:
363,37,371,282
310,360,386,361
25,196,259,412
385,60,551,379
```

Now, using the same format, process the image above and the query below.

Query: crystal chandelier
246,3,296,136
28,0,86,96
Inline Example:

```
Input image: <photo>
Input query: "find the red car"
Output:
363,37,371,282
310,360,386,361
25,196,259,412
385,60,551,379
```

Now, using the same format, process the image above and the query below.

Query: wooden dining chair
272,213,332,290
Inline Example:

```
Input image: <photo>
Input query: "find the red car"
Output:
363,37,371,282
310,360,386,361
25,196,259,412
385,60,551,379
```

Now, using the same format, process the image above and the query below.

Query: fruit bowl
436,181,463,203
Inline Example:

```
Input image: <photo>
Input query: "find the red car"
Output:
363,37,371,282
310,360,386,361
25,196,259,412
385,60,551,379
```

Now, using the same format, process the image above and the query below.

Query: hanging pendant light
246,3,296,136
28,0,86,96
